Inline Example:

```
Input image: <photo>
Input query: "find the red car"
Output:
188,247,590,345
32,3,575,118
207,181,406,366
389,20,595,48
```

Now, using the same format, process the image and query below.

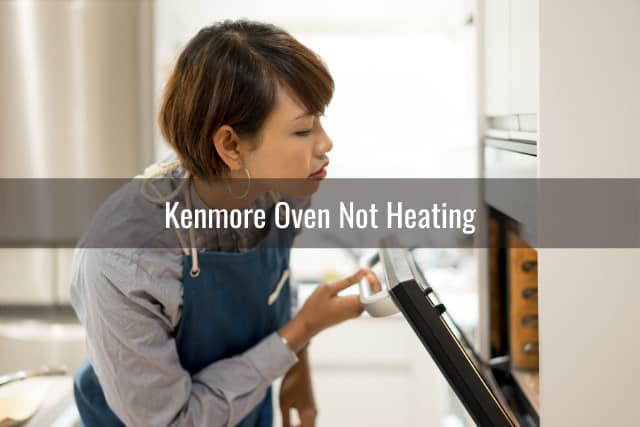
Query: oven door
374,246,520,427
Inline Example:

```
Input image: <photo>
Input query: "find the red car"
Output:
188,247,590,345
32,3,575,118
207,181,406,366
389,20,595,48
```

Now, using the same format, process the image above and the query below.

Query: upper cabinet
484,0,510,116
509,0,539,115
484,0,539,117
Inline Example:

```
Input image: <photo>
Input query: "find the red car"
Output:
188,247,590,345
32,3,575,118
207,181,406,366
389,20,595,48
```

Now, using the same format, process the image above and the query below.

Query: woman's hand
279,268,379,353
279,348,316,427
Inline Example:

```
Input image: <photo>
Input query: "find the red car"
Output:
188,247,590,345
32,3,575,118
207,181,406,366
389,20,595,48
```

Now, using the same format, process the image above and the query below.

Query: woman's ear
212,125,243,172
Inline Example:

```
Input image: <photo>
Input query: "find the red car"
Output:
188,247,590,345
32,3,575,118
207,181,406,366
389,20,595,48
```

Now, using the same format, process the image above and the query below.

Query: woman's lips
309,162,328,180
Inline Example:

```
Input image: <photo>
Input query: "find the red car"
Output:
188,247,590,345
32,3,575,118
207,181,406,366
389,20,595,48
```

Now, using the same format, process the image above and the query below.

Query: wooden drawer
508,231,539,369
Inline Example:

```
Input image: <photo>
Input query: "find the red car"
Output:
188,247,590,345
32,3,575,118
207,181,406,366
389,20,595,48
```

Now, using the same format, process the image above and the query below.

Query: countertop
0,376,78,427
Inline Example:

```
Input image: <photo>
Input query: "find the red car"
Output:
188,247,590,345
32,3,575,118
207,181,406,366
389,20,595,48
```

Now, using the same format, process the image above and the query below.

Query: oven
357,137,540,426
359,242,538,427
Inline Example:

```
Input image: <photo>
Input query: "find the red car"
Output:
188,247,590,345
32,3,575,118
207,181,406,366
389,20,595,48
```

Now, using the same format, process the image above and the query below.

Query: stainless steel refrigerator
0,0,154,390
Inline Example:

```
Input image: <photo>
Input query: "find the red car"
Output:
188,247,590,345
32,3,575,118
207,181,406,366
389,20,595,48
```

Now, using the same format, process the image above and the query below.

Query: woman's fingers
326,267,381,296
333,294,364,318
282,406,290,427
363,268,381,293
326,268,366,295
299,406,317,427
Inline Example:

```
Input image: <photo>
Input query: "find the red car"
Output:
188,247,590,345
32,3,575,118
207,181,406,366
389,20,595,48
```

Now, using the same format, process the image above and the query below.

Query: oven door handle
358,250,400,317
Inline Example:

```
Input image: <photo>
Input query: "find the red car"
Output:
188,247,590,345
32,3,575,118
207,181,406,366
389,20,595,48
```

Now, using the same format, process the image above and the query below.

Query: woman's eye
294,129,313,137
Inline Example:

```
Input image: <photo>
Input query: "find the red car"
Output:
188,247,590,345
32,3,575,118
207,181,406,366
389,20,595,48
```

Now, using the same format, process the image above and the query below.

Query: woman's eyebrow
293,112,312,120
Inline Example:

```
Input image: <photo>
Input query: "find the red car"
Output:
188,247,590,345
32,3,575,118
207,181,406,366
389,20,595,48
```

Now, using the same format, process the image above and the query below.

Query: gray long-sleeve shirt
70,162,305,427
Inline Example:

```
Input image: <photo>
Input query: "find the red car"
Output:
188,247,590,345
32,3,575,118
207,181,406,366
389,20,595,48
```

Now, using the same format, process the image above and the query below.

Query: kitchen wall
153,0,477,178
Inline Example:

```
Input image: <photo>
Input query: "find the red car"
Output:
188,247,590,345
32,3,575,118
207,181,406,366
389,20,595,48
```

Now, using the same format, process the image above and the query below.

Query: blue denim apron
74,177,295,427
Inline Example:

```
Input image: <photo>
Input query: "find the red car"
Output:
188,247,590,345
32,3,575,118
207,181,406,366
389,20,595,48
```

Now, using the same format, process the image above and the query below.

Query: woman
71,19,375,427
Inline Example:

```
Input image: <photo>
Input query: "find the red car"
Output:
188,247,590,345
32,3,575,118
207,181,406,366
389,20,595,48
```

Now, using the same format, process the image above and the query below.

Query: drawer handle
523,342,539,355
0,366,67,387
521,260,538,273
521,314,538,327
522,288,538,299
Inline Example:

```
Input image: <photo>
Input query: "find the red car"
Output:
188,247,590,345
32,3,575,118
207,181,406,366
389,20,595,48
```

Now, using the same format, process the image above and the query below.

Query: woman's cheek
296,152,311,178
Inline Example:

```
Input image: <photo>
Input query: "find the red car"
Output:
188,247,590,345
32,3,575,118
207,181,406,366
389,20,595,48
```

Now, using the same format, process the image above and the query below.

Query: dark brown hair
159,20,334,179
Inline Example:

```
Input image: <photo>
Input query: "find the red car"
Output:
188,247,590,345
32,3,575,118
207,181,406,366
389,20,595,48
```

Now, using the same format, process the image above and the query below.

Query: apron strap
138,161,198,270
183,183,200,277
138,160,285,279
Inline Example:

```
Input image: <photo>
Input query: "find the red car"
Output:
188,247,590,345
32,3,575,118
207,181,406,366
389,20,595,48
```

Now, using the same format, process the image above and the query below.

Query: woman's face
242,85,333,181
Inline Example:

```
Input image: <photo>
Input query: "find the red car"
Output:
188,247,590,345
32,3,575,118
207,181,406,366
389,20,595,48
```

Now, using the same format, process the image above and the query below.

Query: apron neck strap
138,161,200,277
183,181,200,277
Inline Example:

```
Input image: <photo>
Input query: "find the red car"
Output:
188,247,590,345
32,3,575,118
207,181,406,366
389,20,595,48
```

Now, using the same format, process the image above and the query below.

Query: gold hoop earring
225,167,251,199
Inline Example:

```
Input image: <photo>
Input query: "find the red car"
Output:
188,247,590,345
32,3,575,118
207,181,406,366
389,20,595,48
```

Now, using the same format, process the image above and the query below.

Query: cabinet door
55,249,74,304
0,249,55,304
484,0,510,116
509,0,539,114
272,312,449,427
309,317,447,427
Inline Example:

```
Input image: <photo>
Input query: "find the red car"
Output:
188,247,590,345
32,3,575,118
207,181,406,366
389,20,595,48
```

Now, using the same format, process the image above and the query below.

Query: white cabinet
484,0,510,116
483,0,539,117
509,0,539,115
482,0,640,424
0,249,55,304
55,249,75,305
537,1,640,425
273,316,452,427
0,249,76,305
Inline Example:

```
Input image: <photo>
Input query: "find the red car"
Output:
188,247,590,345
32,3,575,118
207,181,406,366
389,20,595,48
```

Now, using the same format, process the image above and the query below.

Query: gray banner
0,179,638,248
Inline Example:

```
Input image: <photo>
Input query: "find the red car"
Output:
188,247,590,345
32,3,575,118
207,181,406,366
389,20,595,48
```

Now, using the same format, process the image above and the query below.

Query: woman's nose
315,132,333,156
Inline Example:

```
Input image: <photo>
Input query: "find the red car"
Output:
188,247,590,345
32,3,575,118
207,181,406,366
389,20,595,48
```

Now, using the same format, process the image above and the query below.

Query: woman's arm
71,248,298,427
280,346,316,427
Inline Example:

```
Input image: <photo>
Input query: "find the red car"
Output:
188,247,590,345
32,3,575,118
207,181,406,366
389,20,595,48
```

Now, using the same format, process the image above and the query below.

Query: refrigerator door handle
357,250,400,317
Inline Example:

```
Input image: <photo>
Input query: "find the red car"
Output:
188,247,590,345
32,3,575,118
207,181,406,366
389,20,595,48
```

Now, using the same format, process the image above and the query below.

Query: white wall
296,31,476,178
153,0,477,178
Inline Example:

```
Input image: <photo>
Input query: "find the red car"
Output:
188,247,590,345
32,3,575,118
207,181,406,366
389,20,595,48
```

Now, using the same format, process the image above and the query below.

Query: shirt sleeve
70,248,298,427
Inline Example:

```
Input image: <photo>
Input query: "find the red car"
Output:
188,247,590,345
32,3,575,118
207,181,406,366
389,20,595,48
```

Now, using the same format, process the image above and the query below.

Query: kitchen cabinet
0,249,76,306
483,0,539,118
484,0,510,116
480,0,640,425
536,1,640,425
305,317,448,427
0,249,55,304
55,249,74,305
508,0,538,115
276,282,453,427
